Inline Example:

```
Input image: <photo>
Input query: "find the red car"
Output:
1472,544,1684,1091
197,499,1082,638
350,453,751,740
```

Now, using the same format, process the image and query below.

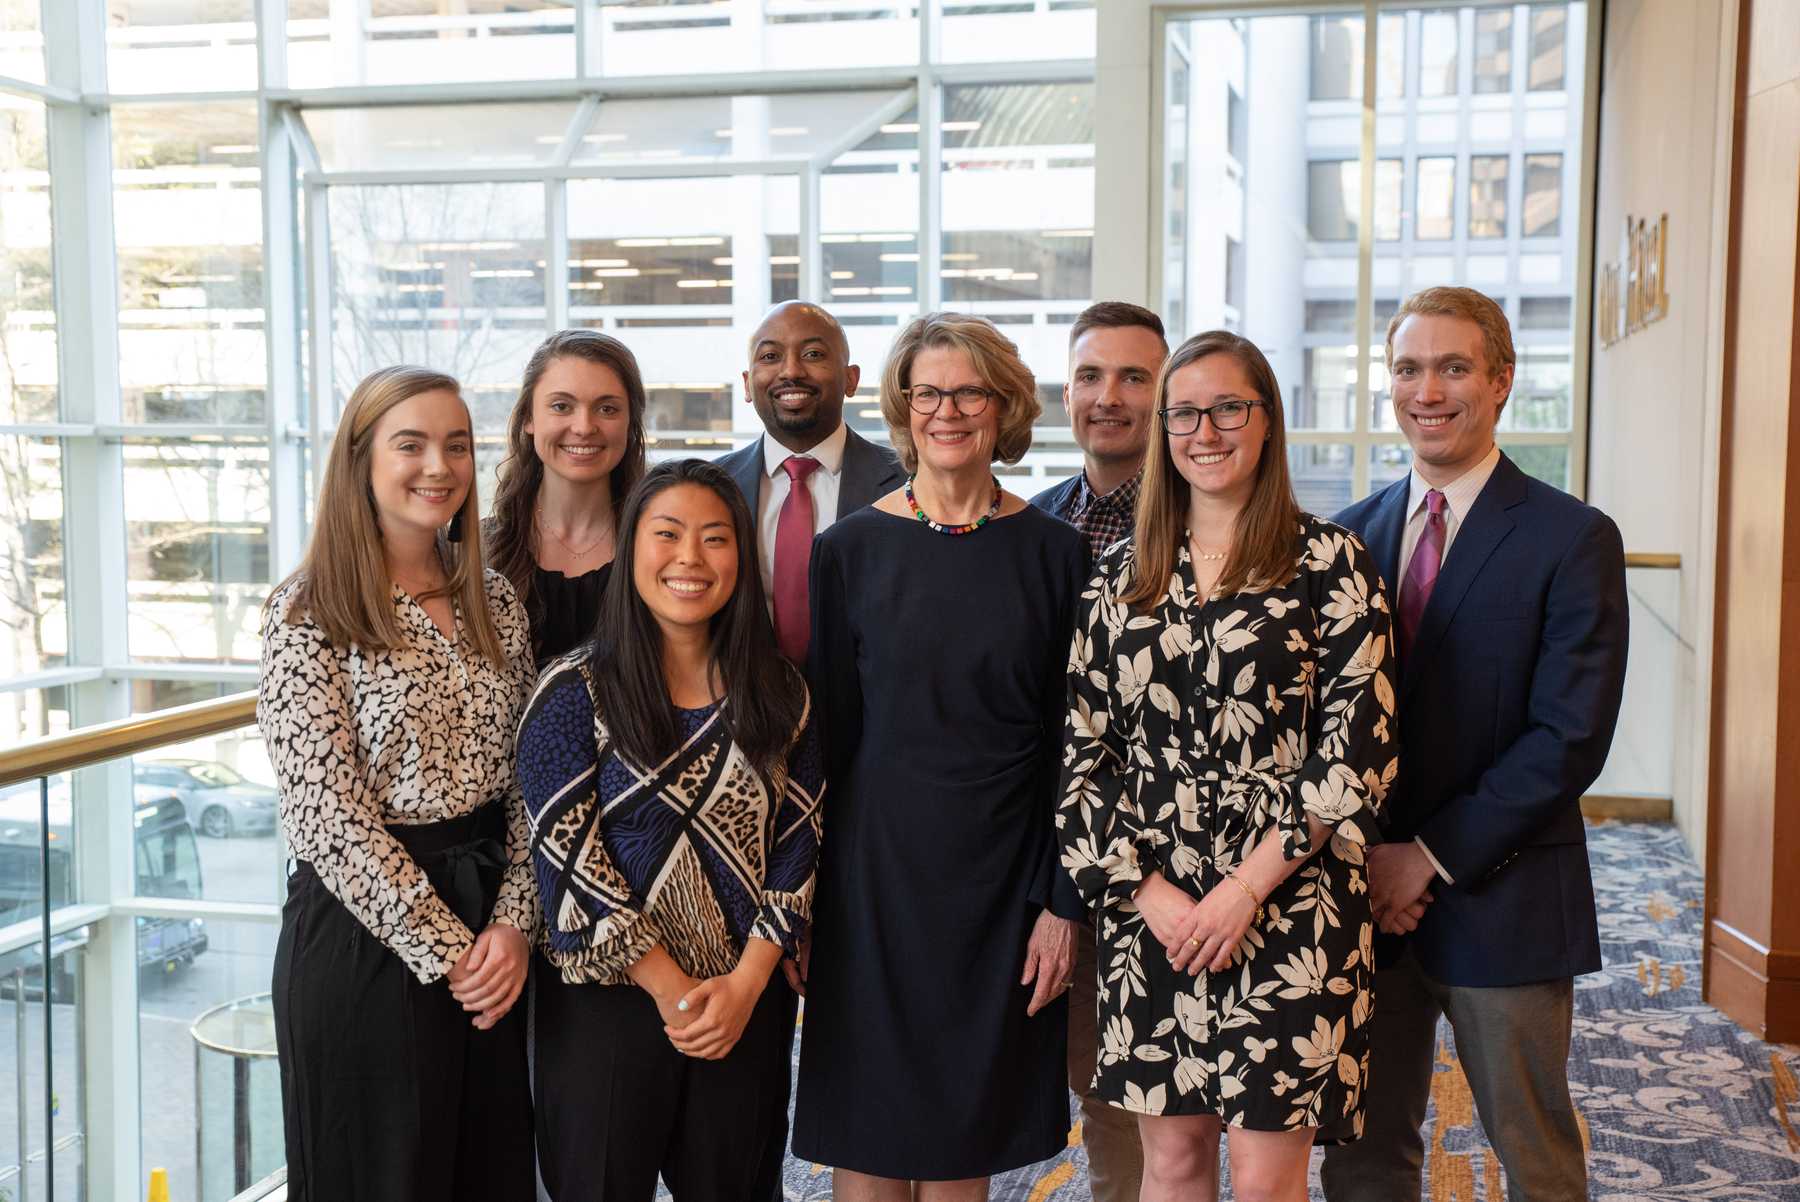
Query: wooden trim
1708,919,1800,1041
1702,0,1755,1019
1580,793,1673,821
0,693,257,788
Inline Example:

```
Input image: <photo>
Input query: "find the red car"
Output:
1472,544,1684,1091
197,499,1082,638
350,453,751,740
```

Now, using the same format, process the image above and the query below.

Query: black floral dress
1057,515,1398,1134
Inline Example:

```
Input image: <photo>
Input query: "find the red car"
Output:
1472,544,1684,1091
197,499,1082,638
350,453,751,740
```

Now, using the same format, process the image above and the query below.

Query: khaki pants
1319,950,1586,1202
1067,920,1145,1202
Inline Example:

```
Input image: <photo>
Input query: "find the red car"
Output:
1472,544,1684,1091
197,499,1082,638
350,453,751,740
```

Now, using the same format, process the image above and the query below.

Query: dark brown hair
1068,301,1168,353
1120,331,1303,611
486,329,648,626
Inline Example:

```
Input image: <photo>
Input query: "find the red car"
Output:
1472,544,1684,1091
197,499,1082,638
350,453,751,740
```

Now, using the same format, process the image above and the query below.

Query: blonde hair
878,312,1041,473
273,365,505,665
1384,285,1516,378
1120,331,1303,612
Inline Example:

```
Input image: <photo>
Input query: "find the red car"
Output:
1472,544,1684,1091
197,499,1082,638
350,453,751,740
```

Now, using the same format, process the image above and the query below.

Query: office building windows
1470,154,1509,238
1530,7,1569,92
1524,153,1564,237
1417,156,1456,240
1166,6,1589,506
1474,8,1515,93
1309,159,1401,242
1420,11,1460,97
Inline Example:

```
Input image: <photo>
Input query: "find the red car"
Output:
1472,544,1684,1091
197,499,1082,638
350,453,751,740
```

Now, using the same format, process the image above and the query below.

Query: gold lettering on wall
1598,213,1672,347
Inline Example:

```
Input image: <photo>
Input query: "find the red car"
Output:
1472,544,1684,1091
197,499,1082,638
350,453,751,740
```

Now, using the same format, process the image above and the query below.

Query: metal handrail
1624,552,1680,570
0,693,257,789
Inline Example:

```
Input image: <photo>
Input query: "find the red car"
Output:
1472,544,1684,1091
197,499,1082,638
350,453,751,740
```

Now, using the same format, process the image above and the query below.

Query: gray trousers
1320,951,1586,1202
1068,920,1145,1202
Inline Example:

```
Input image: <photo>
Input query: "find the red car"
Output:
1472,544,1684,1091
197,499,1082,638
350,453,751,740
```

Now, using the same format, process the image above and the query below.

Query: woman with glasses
792,313,1089,1200
1057,331,1397,1202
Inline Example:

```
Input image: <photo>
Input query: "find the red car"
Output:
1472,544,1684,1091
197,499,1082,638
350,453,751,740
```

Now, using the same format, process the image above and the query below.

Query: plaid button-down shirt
1060,468,1142,562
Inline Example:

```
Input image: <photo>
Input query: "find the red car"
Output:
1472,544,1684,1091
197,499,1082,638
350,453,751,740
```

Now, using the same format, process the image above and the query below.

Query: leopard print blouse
258,569,539,984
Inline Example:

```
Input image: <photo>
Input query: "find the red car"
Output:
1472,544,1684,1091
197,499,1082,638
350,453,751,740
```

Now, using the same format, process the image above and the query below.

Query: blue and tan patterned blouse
516,655,825,985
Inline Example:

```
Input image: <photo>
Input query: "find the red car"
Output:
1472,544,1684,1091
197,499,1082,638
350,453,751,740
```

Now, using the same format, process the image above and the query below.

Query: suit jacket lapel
836,428,902,519
727,436,765,517
1363,477,1411,590
1400,454,1527,703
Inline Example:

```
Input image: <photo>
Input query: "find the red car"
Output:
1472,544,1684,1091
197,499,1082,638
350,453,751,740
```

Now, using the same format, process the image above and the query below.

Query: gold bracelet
1225,872,1264,925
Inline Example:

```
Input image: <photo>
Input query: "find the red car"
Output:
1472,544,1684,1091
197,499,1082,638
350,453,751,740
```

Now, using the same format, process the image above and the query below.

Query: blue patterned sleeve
750,693,825,959
516,663,660,975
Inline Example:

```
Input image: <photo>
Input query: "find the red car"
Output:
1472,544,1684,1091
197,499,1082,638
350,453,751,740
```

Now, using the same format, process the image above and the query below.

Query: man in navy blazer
715,299,901,1200
1321,287,1627,1202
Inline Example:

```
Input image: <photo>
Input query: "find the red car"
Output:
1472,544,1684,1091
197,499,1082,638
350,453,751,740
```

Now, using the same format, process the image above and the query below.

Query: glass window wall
1167,4,1587,505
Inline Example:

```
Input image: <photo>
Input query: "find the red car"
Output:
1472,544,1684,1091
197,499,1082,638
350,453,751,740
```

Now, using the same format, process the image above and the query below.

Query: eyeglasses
905,385,996,417
1159,398,1267,435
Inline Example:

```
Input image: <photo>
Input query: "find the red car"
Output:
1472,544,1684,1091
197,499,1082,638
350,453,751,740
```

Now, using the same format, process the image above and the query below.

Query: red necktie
1398,489,1446,663
773,456,820,664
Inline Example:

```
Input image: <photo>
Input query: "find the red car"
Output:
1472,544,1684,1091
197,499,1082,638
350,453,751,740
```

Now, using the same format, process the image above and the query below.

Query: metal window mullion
798,165,822,303
1568,0,1601,501
1351,0,1378,502
918,3,943,313
304,180,335,452
547,179,570,332
41,1,140,1195
256,0,307,576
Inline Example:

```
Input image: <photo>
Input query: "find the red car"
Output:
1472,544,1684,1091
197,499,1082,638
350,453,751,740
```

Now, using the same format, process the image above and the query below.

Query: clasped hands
447,923,529,1030
1367,841,1440,936
1137,871,1259,975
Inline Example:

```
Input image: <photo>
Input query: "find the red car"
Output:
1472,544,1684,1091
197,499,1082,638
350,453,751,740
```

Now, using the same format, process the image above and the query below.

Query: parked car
0,780,209,1000
134,758,279,839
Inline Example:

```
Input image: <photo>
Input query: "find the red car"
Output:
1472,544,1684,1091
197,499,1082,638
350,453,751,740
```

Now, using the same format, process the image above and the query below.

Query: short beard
769,405,823,434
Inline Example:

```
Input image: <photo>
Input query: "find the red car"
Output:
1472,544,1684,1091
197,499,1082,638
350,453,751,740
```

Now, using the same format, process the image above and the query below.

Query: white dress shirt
1396,442,1501,885
756,421,848,602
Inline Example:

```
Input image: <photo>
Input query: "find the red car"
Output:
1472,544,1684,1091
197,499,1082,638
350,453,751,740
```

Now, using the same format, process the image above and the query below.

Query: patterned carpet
766,821,1800,1201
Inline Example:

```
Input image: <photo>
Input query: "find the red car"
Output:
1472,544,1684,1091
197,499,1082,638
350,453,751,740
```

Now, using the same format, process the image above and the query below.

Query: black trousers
534,959,792,1201
271,805,534,1202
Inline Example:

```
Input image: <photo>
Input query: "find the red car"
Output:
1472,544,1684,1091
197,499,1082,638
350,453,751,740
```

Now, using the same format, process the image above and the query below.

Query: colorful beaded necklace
905,474,1002,535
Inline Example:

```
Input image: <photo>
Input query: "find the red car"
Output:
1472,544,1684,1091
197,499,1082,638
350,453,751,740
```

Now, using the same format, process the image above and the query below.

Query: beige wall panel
1588,0,1729,847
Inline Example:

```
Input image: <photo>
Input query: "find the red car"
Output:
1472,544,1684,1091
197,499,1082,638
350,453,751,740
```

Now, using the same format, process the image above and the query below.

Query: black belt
292,801,508,933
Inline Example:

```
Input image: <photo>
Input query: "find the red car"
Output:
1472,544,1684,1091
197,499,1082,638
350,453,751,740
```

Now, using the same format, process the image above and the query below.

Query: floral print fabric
1057,516,1398,1132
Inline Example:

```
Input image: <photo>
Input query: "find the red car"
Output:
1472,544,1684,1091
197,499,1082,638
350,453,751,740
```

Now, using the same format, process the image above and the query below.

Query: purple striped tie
1399,489,1446,662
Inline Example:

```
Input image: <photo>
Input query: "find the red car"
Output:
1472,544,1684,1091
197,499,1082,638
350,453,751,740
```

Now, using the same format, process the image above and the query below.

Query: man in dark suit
1322,286,1628,1202
716,299,901,1200
1028,300,1166,1202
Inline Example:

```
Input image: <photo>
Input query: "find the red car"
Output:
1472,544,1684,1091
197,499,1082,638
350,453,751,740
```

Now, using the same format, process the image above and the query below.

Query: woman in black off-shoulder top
484,329,646,666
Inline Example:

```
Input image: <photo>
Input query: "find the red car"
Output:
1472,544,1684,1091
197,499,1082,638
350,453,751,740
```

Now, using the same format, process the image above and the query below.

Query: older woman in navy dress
792,314,1088,1200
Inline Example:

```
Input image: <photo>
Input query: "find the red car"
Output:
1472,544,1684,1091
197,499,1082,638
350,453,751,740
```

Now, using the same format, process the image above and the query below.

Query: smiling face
525,356,632,486
906,344,999,477
366,388,474,542
631,482,739,639
1066,324,1164,469
1163,353,1269,508
1388,312,1513,485
743,302,859,453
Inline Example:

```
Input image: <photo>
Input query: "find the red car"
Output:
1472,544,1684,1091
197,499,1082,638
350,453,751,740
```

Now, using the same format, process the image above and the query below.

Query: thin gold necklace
537,508,610,559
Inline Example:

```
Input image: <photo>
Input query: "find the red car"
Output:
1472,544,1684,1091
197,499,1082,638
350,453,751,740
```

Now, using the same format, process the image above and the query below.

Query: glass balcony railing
0,692,281,1202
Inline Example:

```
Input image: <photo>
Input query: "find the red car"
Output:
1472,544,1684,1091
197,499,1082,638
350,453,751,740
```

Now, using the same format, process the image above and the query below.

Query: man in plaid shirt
1029,299,1167,1202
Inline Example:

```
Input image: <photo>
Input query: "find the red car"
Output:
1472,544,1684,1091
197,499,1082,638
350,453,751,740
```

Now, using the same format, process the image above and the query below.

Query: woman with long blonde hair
1057,331,1398,1202
260,366,537,1201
